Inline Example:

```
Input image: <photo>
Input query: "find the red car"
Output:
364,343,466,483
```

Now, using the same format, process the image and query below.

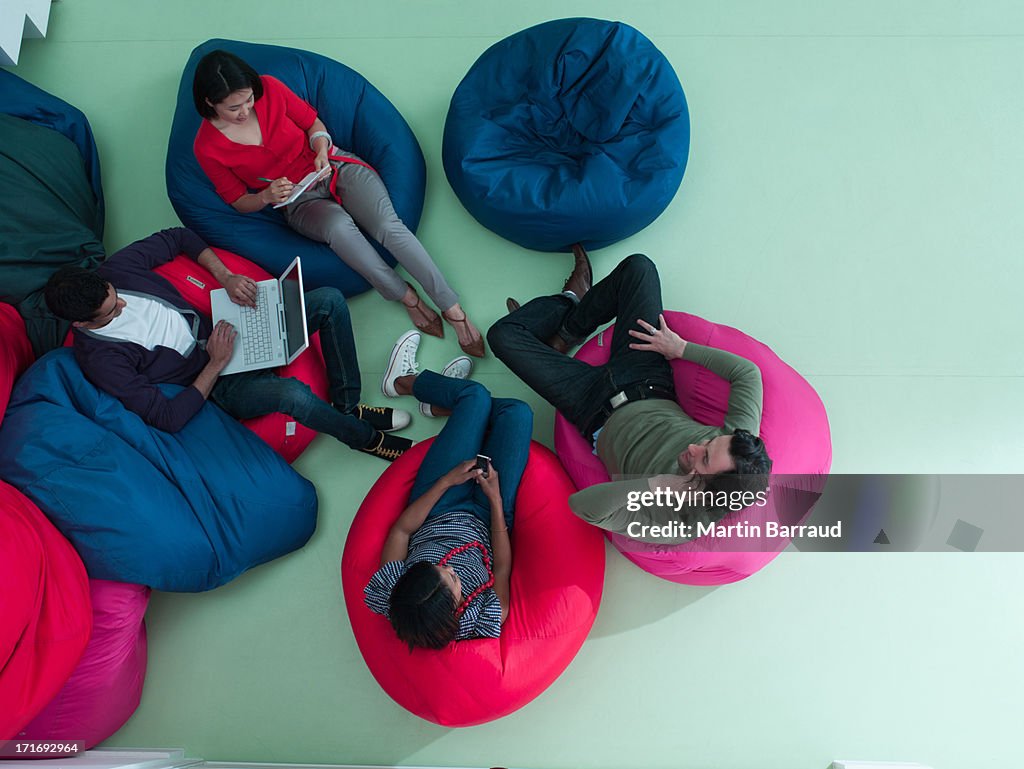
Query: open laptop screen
279,257,308,362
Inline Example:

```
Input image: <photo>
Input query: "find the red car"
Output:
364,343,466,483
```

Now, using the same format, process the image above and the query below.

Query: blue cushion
443,18,689,252
0,69,104,236
0,351,318,592
166,38,426,295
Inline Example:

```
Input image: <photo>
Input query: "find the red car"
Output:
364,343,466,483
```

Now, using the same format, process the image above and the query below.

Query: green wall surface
7,1,1023,767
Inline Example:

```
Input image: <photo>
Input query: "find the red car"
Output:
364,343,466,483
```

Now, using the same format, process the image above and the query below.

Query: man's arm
568,475,710,545
77,321,236,433
681,343,762,434
195,248,257,308
629,313,763,434
103,228,210,274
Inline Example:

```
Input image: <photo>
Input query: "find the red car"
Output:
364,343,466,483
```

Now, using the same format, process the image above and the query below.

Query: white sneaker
382,330,421,397
420,356,474,417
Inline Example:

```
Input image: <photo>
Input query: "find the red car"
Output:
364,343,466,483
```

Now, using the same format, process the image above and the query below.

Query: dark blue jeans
487,253,675,437
410,371,533,530
210,287,375,449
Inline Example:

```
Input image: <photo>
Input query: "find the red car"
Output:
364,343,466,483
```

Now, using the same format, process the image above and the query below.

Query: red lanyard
438,541,494,617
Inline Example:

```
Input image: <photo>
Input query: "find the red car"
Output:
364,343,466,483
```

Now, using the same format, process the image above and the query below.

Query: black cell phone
474,454,491,478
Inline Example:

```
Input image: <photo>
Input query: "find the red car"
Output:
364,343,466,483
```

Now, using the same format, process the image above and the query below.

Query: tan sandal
402,283,443,338
442,307,486,358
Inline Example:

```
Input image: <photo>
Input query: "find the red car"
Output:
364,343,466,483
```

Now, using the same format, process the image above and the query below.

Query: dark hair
192,50,263,119
44,266,110,322
703,428,773,496
388,561,459,651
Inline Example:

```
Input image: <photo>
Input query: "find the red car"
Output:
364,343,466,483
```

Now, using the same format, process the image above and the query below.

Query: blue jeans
409,372,533,530
487,253,674,437
210,287,375,449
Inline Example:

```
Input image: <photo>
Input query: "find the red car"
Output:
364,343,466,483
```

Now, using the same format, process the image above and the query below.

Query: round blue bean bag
442,18,689,252
166,38,426,296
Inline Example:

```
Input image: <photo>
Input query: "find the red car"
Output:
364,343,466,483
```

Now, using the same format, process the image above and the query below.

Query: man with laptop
44,227,412,461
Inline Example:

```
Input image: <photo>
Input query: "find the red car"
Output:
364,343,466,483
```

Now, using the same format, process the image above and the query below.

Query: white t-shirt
90,294,195,356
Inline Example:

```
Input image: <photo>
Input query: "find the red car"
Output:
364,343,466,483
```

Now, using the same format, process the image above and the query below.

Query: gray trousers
282,151,458,310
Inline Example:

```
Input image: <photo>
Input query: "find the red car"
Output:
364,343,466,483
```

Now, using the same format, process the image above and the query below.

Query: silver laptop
210,256,309,375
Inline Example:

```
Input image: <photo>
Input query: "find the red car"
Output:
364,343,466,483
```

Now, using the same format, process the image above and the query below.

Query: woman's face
208,88,254,125
436,564,463,604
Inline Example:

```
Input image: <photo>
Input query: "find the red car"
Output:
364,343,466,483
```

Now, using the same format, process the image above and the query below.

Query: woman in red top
191,50,484,357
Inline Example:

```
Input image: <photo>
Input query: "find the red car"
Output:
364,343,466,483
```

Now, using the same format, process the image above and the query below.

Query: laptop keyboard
239,284,276,364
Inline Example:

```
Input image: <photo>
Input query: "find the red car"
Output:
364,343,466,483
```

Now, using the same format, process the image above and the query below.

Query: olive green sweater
568,342,763,543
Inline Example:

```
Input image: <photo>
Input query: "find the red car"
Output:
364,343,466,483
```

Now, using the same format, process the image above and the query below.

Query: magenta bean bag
554,311,832,585
18,581,150,748
342,440,604,726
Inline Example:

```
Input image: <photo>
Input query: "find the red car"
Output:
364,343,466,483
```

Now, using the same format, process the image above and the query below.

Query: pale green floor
9,2,1024,767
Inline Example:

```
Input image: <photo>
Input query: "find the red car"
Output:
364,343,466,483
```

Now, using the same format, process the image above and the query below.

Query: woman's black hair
388,561,459,651
192,50,264,119
44,266,110,323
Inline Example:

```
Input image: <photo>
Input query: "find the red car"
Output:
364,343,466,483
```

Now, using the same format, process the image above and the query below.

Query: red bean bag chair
154,248,328,463
554,311,832,585
0,303,32,414
16,581,149,748
55,249,328,463
342,440,605,726
0,481,92,740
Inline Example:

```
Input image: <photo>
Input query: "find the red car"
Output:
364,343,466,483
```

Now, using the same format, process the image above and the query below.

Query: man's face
75,284,125,329
677,435,736,477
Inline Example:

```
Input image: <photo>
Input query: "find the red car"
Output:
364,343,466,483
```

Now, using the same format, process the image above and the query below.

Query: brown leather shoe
506,297,521,314
402,282,443,338
442,308,486,358
563,243,593,299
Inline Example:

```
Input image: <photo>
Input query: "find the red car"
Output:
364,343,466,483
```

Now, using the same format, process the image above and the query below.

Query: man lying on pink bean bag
489,250,831,584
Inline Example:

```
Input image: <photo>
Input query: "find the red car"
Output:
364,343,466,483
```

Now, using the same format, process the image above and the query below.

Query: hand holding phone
474,454,491,478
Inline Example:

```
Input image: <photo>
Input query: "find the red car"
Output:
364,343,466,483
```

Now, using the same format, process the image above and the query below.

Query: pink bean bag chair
342,440,605,726
16,581,150,748
554,311,832,585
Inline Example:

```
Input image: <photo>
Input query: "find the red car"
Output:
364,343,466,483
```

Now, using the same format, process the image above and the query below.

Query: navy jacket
73,228,213,432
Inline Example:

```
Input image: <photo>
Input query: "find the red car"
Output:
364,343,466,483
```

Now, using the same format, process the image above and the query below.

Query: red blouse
194,75,318,205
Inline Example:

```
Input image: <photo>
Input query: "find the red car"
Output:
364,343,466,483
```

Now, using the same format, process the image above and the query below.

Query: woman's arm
379,460,479,566
477,464,511,623
230,180,293,213
307,117,332,171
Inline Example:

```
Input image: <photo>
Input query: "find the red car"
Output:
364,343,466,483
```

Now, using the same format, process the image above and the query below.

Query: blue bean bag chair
166,38,426,296
443,18,689,252
0,71,106,355
0,350,318,592
0,69,104,226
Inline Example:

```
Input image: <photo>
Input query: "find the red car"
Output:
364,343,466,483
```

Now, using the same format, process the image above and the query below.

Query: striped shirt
364,511,502,640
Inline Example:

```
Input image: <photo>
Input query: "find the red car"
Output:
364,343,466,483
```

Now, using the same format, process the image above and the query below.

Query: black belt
584,382,676,438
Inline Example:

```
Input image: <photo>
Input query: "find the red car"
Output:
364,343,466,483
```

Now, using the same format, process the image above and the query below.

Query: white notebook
272,165,333,208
